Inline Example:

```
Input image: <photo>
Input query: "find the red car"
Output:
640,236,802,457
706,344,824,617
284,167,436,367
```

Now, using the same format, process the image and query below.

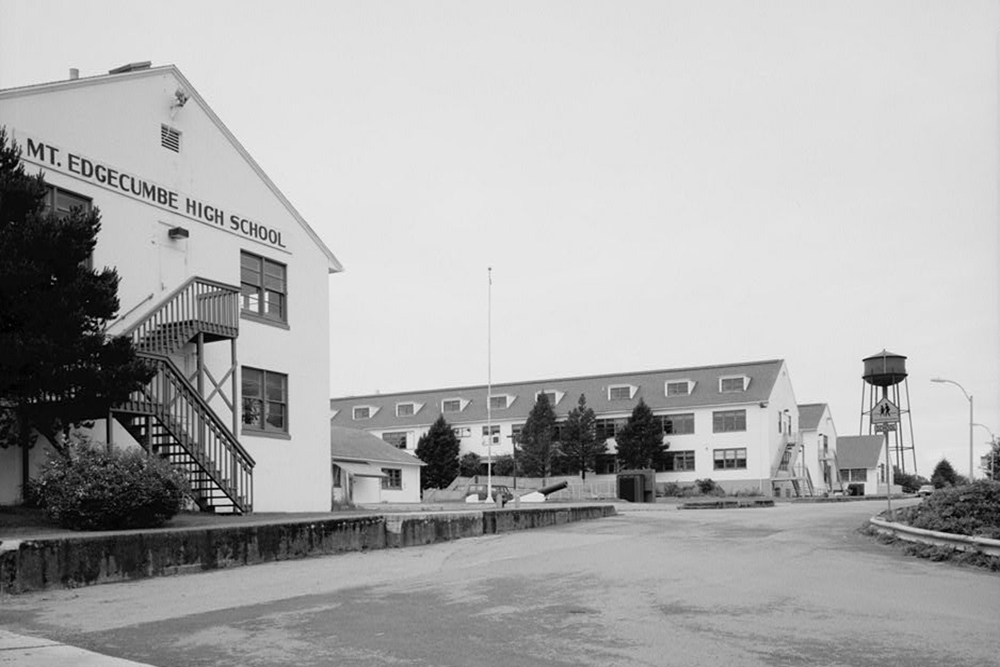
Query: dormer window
490,394,514,410
534,390,564,406
608,384,637,401
353,405,378,420
442,398,469,413
719,376,749,393
396,402,422,417
665,380,694,397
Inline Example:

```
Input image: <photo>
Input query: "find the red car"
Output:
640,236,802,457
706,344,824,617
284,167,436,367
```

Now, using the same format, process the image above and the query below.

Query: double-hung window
661,413,695,435
665,451,696,471
713,409,747,432
44,186,94,269
382,432,408,449
714,448,747,470
381,468,402,490
242,367,288,434
241,251,287,324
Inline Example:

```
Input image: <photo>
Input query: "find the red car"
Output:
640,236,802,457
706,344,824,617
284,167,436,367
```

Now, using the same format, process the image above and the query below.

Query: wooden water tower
861,349,917,474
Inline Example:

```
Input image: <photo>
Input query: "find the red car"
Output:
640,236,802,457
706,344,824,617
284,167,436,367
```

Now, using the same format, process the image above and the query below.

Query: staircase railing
120,277,240,347
773,438,798,477
119,352,254,512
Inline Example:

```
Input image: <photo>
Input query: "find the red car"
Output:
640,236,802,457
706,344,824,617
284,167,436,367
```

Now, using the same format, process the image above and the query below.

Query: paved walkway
0,630,154,666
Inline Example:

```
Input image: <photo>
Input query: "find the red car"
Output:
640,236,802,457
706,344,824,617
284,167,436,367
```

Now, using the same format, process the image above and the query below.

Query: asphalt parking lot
1,499,997,667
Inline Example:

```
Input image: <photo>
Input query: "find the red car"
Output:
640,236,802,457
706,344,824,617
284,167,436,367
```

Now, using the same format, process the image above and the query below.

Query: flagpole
486,267,493,503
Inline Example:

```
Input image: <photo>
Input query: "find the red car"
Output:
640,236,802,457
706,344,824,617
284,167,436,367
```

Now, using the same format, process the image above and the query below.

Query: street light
931,377,974,481
973,423,996,480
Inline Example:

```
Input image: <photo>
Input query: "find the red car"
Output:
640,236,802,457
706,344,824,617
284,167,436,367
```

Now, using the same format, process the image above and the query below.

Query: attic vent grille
161,124,180,153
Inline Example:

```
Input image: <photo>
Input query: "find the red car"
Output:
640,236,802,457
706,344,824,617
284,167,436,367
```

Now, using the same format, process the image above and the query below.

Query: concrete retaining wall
0,505,615,594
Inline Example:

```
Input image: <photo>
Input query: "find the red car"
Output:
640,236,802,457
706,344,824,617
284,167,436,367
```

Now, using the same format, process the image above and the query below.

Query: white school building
0,63,342,512
330,359,842,497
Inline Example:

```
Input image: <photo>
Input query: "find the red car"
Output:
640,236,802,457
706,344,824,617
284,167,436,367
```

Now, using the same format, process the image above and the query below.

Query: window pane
241,264,261,285
265,290,285,318
397,403,414,416
382,432,407,449
55,189,91,214
242,397,263,427
263,273,285,291
264,260,286,281
266,402,285,430
242,368,263,398
265,373,286,401
241,253,262,271
241,284,260,312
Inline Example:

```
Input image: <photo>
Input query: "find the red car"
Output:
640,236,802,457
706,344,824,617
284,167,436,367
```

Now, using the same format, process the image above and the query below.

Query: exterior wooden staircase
771,435,814,498
113,278,254,513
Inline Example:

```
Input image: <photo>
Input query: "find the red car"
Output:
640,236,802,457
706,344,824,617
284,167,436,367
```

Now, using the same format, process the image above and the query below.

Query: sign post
872,397,900,517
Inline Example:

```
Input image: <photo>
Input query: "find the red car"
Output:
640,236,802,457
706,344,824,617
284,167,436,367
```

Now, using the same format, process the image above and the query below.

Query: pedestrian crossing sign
871,397,900,424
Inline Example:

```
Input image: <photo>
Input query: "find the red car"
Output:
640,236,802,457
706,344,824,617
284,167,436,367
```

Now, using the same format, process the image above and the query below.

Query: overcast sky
2,0,997,479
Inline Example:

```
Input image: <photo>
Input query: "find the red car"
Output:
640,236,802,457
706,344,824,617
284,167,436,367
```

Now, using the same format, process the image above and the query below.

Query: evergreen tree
491,453,518,477
985,439,1000,481
415,414,460,489
0,129,153,498
560,394,605,480
930,458,960,489
459,452,482,477
518,392,557,478
615,398,666,469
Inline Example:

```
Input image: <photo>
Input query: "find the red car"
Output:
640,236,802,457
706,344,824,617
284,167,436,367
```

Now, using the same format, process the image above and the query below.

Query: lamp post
931,377,974,481
973,423,996,480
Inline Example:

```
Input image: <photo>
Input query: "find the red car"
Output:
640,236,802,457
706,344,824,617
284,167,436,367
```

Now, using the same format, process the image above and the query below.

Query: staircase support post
231,337,239,436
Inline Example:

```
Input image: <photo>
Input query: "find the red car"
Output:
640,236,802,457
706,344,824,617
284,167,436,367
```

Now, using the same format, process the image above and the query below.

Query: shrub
458,452,482,478
695,478,725,496
897,480,1000,539
34,445,189,530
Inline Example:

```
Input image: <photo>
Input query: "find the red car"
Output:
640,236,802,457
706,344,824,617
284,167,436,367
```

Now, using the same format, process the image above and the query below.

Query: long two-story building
331,359,837,496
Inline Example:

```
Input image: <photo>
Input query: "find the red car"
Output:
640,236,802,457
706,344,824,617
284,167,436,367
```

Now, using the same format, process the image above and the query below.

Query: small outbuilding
331,426,424,505
836,435,894,496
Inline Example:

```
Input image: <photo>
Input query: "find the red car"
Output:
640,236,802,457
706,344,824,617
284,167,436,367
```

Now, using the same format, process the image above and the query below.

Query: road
1,500,997,666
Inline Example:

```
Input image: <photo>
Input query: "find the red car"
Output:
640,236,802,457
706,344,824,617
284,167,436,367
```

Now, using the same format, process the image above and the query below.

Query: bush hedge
33,445,189,530
896,480,1000,540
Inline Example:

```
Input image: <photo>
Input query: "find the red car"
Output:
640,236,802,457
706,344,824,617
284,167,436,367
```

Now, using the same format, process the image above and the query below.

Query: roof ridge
331,359,785,401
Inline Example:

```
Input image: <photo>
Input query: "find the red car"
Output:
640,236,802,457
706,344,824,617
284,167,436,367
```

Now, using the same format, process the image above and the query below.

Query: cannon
516,480,568,504
537,480,568,496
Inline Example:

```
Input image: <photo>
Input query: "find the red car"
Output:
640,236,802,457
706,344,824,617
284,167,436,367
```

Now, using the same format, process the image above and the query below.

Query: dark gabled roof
330,359,786,429
797,403,828,431
330,426,424,466
836,436,884,469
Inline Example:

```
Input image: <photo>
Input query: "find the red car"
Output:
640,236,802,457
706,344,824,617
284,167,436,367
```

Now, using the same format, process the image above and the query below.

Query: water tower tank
862,349,907,387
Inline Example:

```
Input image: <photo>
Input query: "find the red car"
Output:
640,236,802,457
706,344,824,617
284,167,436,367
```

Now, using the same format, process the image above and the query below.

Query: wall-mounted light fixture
168,226,189,240
172,88,189,108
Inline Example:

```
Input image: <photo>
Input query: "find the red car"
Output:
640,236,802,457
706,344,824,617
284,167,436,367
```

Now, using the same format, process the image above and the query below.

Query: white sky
2,1,998,479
